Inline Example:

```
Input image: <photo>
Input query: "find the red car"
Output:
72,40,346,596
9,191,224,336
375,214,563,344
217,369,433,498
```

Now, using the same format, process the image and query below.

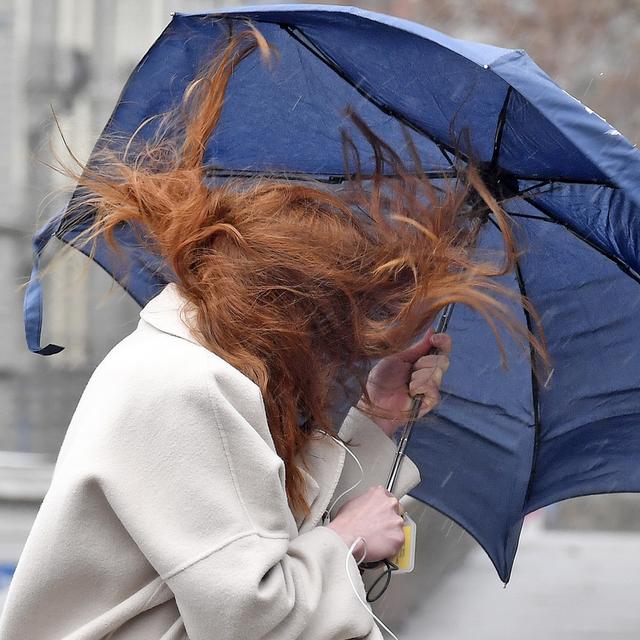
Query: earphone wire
325,434,364,519
347,538,400,640
324,433,400,640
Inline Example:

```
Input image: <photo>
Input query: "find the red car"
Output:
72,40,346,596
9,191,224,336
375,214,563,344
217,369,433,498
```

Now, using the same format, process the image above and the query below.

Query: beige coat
0,283,420,640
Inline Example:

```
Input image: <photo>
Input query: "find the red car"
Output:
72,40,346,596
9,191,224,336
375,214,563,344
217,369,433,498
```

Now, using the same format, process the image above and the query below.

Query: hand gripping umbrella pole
386,301,455,493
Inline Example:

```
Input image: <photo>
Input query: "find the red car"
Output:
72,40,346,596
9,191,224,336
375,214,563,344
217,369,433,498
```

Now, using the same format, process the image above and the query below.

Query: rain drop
444,520,455,538
441,471,454,487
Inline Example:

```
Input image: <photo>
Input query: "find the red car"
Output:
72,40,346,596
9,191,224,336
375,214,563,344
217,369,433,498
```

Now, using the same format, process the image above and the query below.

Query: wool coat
0,283,421,640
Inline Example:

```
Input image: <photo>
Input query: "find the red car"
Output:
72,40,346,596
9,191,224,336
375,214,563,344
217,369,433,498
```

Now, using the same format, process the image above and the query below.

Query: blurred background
1,1,639,637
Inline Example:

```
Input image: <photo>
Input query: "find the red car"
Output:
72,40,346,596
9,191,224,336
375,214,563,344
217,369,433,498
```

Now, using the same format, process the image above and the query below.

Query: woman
0,25,542,640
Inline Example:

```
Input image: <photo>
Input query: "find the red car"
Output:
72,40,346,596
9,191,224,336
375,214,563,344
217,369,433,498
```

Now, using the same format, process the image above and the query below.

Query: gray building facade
1,0,272,458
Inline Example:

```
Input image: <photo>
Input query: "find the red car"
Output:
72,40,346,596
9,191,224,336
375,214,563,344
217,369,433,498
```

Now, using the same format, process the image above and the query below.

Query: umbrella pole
362,304,457,602
386,302,456,493
385,211,486,492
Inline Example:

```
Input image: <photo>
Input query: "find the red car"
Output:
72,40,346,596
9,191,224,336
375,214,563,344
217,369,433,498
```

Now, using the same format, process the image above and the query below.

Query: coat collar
138,282,345,532
139,282,203,347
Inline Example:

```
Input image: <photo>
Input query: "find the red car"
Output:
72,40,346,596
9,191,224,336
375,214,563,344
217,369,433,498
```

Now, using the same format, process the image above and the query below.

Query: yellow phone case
391,513,416,573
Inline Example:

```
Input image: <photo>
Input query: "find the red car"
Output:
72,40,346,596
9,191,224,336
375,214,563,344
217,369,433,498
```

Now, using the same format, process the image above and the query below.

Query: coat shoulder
71,318,269,451
90,318,261,407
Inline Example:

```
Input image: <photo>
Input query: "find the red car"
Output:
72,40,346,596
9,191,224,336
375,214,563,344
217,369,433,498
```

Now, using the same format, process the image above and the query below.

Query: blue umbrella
24,4,640,583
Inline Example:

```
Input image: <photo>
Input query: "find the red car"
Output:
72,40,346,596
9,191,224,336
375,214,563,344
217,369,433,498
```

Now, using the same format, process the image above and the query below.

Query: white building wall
1,0,267,454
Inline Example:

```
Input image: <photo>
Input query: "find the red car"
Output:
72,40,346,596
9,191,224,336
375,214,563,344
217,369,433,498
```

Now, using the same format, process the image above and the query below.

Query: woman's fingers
387,493,405,517
429,333,452,355
410,363,445,389
413,353,450,373
408,377,441,414
405,335,452,415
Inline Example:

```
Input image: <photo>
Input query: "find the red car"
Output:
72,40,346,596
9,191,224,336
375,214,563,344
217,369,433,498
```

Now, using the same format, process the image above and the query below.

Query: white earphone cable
325,434,364,519
323,433,400,640
346,537,400,640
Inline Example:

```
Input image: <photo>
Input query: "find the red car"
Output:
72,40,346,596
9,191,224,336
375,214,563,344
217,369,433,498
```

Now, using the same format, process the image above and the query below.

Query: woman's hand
327,486,405,563
357,329,452,437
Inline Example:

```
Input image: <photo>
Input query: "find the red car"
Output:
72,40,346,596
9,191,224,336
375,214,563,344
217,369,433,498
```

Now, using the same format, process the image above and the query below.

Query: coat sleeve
87,338,382,640
329,406,422,516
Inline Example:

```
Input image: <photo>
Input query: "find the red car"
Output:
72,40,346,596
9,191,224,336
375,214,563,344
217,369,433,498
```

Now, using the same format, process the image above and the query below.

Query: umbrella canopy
24,4,640,582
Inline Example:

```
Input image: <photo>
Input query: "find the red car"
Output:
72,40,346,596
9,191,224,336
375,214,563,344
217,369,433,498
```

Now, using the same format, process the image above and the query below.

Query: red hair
54,24,546,516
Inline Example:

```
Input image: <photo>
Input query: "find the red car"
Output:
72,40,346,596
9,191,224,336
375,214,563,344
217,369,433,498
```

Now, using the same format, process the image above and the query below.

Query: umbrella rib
513,254,542,507
522,196,640,285
490,86,513,170
504,177,622,209
503,211,562,223
516,180,553,195
280,24,461,169
516,176,618,188
504,180,560,200
487,215,541,507
204,167,459,183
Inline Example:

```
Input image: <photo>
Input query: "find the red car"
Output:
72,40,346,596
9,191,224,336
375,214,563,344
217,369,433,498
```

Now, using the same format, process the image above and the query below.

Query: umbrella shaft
385,394,423,492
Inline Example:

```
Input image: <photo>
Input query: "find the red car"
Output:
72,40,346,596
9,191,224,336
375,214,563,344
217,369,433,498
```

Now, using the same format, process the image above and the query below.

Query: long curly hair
52,23,546,516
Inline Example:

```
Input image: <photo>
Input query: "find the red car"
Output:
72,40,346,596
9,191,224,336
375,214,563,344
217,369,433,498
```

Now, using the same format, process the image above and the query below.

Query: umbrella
23,4,640,583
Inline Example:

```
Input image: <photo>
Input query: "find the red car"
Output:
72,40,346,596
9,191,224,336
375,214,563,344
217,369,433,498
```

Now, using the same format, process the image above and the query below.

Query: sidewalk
400,516,640,640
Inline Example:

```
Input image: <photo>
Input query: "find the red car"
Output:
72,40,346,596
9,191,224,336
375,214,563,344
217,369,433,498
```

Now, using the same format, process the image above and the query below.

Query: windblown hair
54,23,546,516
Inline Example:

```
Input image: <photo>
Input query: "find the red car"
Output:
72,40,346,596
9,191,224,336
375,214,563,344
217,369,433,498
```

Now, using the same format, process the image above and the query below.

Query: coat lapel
295,434,346,532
